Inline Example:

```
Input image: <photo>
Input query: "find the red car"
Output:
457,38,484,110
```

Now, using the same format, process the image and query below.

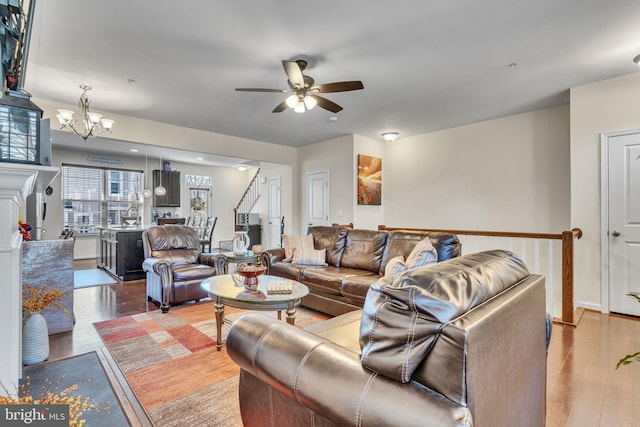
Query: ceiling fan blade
272,100,289,113
282,60,305,88
235,88,289,93
314,81,364,93
311,95,343,113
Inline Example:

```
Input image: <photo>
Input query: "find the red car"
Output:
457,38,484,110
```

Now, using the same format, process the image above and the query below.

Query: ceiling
24,0,640,150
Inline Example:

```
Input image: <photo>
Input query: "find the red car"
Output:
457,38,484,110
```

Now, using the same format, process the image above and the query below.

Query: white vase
232,232,250,254
22,312,49,365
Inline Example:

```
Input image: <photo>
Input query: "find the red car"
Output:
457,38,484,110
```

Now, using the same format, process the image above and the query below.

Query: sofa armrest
142,258,171,276
227,314,471,427
260,248,286,274
142,258,173,312
198,253,229,274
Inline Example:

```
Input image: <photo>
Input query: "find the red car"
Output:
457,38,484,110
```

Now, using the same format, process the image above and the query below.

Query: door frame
600,128,640,313
307,169,330,228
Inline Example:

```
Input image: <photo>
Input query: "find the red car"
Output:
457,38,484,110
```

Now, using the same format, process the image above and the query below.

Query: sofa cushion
292,248,328,266
384,255,407,277
405,237,438,269
269,261,307,282
146,225,200,264
359,250,530,383
380,231,460,275
339,229,387,273
302,266,377,295
308,226,349,266
172,263,216,281
341,274,381,305
282,234,314,261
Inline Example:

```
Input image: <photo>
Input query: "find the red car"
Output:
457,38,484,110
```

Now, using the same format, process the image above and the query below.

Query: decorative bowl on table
235,264,267,291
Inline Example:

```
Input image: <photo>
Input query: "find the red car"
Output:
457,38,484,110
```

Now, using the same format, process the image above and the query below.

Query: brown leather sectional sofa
228,250,548,426
261,226,461,316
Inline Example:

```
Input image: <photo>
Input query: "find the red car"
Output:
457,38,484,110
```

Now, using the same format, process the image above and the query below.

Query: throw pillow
282,234,314,261
405,237,438,270
384,255,407,277
292,248,328,266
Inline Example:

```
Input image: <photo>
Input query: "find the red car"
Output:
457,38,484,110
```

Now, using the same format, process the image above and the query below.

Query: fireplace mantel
0,163,59,388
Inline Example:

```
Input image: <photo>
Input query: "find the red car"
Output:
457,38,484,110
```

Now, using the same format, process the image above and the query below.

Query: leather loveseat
261,226,461,316
227,250,548,427
142,225,227,312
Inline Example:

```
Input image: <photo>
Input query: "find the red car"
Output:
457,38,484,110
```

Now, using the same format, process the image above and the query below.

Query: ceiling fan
235,59,364,114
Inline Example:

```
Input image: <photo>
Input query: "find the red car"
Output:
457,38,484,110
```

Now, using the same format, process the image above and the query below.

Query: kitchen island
96,226,147,281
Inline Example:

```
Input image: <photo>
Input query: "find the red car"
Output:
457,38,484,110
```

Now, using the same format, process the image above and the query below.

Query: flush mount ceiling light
56,85,114,140
237,165,248,171
634,54,640,66
382,132,399,142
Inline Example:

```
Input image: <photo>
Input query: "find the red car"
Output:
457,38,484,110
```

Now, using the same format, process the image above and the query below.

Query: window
62,165,143,234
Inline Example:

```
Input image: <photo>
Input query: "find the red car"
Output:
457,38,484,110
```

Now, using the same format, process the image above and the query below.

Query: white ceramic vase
232,231,250,254
22,311,49,365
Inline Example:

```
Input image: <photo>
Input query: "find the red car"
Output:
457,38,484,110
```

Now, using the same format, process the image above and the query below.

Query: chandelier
56,85,114,140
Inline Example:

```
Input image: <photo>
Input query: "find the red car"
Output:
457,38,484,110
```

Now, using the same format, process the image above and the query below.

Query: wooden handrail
378,225,583,325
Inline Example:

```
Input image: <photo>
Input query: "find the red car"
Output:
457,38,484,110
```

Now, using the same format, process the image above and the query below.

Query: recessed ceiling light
237,165,247,171
328,116,338,122
196,157,203,160
130,148,139,152
508,62,519,69
634,54,640,67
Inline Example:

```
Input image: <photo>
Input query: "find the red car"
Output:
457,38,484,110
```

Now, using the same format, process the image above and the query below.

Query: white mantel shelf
0,163,59,388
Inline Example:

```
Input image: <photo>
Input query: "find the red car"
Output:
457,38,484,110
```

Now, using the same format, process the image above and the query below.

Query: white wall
570,72,640,311
383,105,571,232
354,135,384,229
297,135,354,234
45,147,251,259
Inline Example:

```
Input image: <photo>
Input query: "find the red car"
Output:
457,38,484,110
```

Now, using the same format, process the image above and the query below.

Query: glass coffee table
201,274,309,351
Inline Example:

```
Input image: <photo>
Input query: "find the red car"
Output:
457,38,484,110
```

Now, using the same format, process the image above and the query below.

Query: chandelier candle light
56,85,114,140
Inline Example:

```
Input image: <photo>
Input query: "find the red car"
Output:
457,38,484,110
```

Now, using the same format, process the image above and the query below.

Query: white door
268,177,281,248
308,171,329,227
608,132,640,316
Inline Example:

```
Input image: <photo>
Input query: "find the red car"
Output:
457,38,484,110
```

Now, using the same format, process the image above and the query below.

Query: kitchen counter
96,226,147,281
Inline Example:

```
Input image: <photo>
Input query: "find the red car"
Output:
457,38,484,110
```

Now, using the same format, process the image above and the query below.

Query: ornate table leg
215,296,225,351
285,301,296,325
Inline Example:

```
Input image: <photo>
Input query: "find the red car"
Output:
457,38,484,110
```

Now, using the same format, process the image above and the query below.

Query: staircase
234,168,261,229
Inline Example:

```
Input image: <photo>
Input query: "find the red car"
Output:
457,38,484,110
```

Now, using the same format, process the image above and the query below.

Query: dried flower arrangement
0,376,108,427
22,284,69,315
18,218,31,241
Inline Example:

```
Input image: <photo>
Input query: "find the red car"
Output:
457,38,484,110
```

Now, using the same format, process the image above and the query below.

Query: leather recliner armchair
142,225,227,313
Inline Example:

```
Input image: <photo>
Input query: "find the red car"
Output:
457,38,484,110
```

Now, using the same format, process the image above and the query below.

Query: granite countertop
97,225,150,232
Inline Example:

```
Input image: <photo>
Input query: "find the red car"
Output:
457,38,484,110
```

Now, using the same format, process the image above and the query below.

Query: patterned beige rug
94,301,330,426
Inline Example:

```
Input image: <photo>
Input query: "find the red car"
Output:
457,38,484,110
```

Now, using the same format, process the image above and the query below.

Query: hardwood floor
50,263,640,426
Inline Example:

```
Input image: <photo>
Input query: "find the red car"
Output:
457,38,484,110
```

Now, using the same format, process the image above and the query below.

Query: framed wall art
357,154,382,205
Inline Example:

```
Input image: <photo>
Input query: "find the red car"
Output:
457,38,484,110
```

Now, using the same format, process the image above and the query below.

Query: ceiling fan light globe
303,95,317,110
294,101,305,113
285,94,298,109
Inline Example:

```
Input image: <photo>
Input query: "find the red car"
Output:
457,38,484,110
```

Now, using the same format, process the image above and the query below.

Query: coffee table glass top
201,274,309,302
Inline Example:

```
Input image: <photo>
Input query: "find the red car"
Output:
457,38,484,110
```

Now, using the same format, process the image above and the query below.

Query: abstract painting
357,154,382,205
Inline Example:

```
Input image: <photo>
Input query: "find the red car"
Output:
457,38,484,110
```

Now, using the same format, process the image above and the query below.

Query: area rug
94,301,331,427
20,350,133,426
74,268,120,288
